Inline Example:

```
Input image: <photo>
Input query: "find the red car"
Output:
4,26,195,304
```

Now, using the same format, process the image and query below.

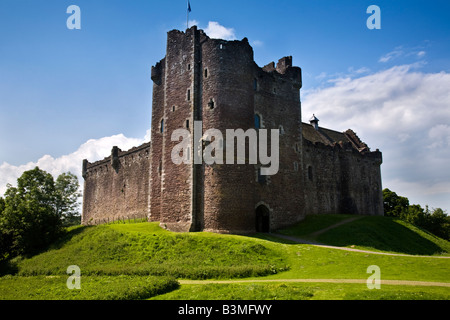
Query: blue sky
1,0,450,211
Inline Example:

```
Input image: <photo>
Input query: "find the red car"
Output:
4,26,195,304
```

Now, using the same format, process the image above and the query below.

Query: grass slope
278,214,450,255
12,222,288,279
1,216,449,300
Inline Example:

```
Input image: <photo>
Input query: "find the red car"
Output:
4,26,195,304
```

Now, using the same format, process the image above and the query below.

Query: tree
383,188,409,217
0,167,63,257
405,204,426,226
55,172,82,226
382,188,449,241
427,208,450,240
0,167,81,259
0,197,10,260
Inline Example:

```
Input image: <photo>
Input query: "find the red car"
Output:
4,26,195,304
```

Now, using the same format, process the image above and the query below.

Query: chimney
309,114,319,130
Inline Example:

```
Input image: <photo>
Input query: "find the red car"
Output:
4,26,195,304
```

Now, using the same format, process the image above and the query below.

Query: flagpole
186,0,189,30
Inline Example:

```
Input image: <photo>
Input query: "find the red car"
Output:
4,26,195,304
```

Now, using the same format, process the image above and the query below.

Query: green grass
278,214,357,237
248,243,450,282
151,283,450,300
11,222,288,279
278,214,450,255
1,216,449,300
0,275,178,300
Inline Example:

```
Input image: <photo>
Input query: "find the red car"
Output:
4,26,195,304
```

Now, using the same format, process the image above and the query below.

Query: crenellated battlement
82,142,150,178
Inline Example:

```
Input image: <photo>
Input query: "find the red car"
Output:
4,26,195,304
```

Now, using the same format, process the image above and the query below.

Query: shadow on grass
0,225,90,276
315,216,447,255
252,216,449,256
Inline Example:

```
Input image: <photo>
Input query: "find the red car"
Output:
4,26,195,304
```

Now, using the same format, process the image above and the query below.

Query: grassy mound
13,222,288,279
279,214,450,255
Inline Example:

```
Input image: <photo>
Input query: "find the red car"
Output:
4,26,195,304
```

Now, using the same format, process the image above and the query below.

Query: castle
81,26,383,233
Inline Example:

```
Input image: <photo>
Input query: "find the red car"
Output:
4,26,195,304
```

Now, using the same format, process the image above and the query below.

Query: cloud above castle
303,64,450,210
0,130,150,197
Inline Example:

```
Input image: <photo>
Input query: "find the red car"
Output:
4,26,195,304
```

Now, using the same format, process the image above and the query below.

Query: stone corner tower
148,26,305,234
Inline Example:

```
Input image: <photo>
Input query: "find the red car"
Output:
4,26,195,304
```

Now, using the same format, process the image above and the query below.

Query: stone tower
149,26,305,233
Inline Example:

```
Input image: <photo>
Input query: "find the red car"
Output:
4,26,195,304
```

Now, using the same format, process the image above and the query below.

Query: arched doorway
255,205,270,233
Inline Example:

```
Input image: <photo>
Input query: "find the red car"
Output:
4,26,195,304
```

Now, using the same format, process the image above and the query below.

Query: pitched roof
302,123,370,152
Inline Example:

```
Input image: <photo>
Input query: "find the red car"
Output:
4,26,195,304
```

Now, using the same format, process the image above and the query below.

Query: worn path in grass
272,217,450,259
178,279,450,287
178,218,450,290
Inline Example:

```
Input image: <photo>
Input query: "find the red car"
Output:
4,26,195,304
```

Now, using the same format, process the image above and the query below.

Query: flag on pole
187,1,192,29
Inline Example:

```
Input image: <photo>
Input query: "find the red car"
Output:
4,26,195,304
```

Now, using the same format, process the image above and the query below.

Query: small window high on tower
255,114,261,129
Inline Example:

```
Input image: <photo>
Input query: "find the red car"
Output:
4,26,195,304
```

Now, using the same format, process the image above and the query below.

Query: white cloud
188,19,199,28
302,65,450,210
183,20,238,41
379,47,404,63
379,45,428,63
348,67,371,75
417,50,426,58
315,72,327,80
204,21,236,40
251,40,264,47
0,133,149,197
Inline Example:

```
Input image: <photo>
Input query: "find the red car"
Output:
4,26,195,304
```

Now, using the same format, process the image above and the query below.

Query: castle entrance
255,205,270,233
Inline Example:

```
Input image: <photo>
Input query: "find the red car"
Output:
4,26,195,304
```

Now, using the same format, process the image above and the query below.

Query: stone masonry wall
302,136,383,216
82,143,150,224
254,57,305,231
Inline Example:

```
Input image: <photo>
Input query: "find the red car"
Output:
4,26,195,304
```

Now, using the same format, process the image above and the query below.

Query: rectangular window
186,119,189,129
308,166,313,181
258,168,266,184
254,114,261,129
187,89,191,101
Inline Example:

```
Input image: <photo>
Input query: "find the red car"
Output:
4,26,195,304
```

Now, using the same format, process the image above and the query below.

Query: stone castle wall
302,128,383,216
82,143,150,225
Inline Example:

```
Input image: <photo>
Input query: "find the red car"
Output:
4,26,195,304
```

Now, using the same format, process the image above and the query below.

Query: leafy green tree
427,208,449,240
0,167,81,259
0,197,11,260
0,167,63,257
55,172,82,226
404,204,426,226
383,188,449,241
383,188,409,217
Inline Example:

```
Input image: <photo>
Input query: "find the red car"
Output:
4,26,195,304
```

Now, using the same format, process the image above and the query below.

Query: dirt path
271,217,450,259
178,218,450,289
179,279,450,287
272,233,450,258
308,216,363,237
